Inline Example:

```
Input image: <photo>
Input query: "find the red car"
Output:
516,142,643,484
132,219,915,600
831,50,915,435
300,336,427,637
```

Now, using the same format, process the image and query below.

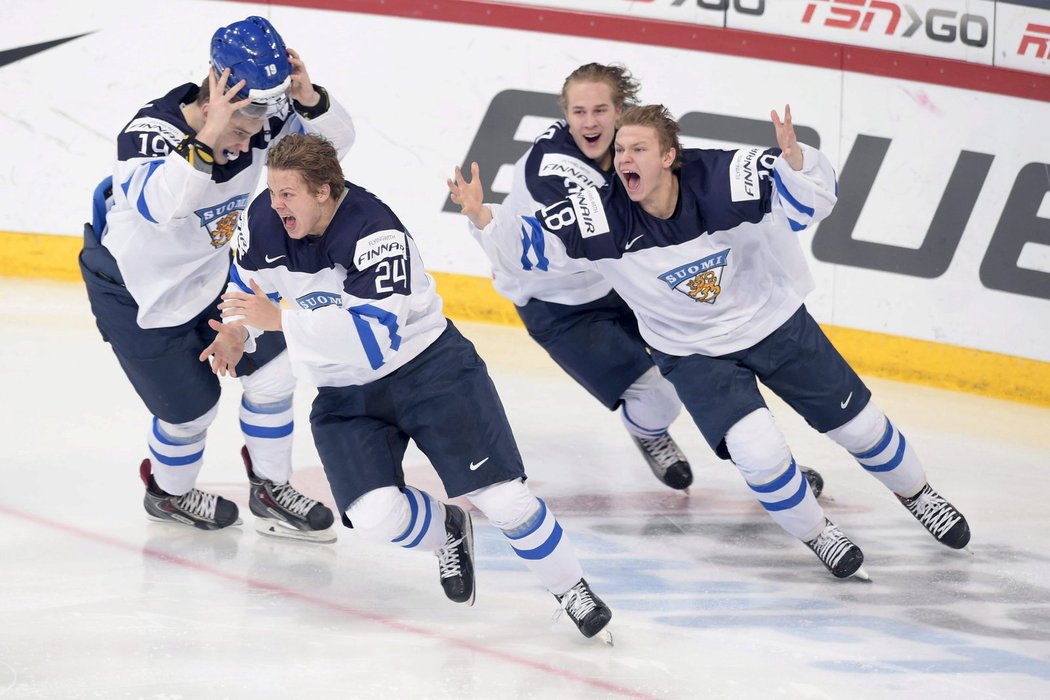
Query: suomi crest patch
659,249,730,304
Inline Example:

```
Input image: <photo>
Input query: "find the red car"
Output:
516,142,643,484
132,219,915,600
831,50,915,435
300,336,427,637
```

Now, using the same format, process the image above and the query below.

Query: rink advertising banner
0,0,1048,406
462,0,1050,75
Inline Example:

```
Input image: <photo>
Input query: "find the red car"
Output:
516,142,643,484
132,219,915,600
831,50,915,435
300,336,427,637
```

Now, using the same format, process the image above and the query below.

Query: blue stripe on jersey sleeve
773,169,815,217
228,264,281,302
520,217,550,271
349,304,402,369
229,264,252,293
131,160,165,224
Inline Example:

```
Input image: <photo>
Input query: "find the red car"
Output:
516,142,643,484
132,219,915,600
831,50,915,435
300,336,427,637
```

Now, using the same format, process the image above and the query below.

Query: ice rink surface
1,277,1048,699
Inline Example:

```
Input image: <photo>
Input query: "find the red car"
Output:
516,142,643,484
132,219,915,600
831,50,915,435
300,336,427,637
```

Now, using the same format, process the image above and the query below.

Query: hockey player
79,16,355,541
206,133,613,642
514,104,971,579
446,64,694,491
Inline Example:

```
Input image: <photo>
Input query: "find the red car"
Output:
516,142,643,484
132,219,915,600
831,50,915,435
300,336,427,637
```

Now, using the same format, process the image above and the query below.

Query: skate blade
146,514,244,528
254,519,337,544
596,626,614,646
851,566,872,582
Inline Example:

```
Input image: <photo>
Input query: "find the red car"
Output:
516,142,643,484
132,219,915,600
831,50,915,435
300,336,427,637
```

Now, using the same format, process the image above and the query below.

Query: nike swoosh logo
840,391,853,409
265,254,286,263
469,457,490,471
0,33,92,68
625,235,644,250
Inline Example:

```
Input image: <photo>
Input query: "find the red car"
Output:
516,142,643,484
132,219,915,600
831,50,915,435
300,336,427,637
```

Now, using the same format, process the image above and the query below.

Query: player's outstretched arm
771,105,803,171
448,161,493,230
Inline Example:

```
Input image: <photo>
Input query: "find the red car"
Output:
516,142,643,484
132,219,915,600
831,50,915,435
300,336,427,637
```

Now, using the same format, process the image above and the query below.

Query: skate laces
554,581,598,623
638,434,684,469
173,488,218,519
435,533,465,579
808,522,852,567
905,486,962,538
269,482,317,517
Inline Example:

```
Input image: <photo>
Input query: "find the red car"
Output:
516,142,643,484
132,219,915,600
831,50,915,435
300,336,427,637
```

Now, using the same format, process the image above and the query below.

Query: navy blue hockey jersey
233,181,446,387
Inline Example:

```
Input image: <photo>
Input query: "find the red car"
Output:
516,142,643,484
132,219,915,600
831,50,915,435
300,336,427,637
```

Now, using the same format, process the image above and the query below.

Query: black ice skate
554,578,613,645
242,447,337,543
897,483,971,550
435,504,475,605
140,459,241,530
805,519,869,580
631,433,693,490
800,465,825,499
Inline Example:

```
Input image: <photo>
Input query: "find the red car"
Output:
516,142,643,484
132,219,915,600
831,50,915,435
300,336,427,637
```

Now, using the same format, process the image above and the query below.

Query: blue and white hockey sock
746,458,825,541
620,366,682,439
391,487,449,551
239,395,293,484
147,402,219,496
827,402,926,497
344,486,448,550
500,498,584,596
468,480,584,595
726,408,824,540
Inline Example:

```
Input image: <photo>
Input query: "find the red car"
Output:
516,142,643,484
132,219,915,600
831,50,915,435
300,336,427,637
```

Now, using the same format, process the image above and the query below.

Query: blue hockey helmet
210,16,292,107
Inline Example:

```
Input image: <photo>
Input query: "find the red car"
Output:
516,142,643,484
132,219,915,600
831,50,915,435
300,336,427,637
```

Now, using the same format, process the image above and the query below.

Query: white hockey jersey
102,82,355,329
468,120,611,307
232,180,447,388
533,144,837,356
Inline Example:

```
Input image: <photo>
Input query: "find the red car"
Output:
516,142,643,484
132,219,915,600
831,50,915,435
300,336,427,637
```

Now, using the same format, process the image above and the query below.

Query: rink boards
0,0,1048,404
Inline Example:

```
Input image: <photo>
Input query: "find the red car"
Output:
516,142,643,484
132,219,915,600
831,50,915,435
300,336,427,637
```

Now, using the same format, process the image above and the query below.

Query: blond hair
266,134,346,199
558,63,640,112
617,105,683,170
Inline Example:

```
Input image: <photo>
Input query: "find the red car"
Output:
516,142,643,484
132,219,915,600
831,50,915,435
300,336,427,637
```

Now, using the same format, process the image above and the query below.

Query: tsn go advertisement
516,0,1050,74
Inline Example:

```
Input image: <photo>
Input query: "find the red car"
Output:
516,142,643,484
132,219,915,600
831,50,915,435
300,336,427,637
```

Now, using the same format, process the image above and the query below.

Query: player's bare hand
196,68,253,151
771,105,803,171
199,319,247,377
447,162,493,229
286,48,320,107
219,278,283,331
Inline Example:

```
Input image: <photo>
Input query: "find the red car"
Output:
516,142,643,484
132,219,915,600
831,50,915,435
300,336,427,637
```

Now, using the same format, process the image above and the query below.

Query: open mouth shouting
620,168,641,196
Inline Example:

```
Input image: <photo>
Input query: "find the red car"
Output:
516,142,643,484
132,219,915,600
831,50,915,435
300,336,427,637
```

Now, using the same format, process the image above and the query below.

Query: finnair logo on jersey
538,153,605,192
296,291,342,310
730,147,763,202
354,230,406,270
660,249,730,304
195,193,251,248
125,117,185,145
569,187,610,239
